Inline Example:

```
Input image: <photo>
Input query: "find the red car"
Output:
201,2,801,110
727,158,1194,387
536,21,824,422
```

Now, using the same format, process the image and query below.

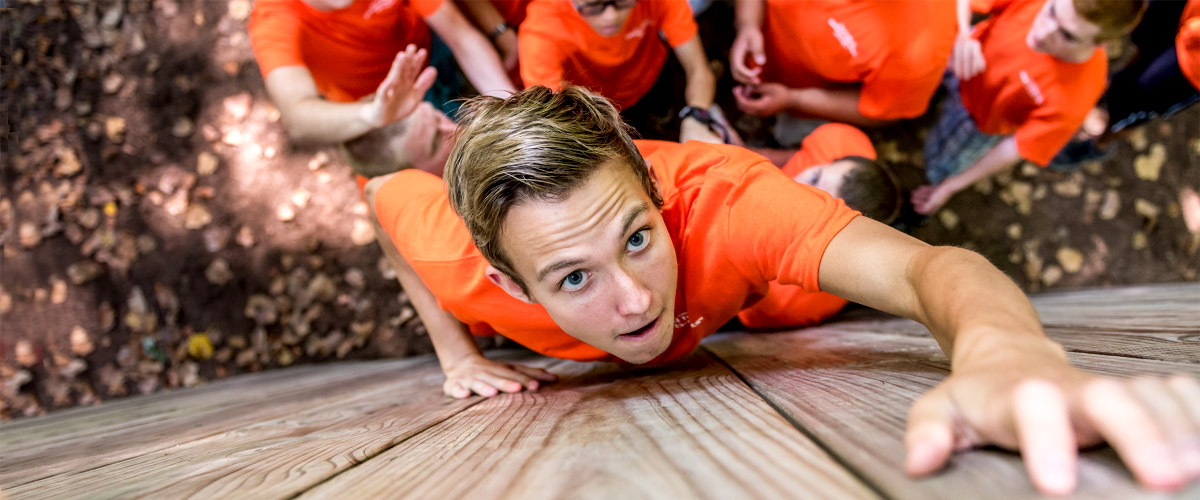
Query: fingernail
1033,452,1075,496
527,381,539,391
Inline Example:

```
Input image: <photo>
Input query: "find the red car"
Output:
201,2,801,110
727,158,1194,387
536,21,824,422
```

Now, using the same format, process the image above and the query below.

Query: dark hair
837,156,900,224
1074,0,1148,42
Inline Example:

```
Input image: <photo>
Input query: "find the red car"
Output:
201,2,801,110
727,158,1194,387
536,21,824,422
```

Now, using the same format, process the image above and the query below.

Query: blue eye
561,270,588,291
627,229,649,251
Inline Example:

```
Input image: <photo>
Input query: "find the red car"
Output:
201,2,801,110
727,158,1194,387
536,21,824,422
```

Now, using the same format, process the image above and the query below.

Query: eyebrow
534,202,649,283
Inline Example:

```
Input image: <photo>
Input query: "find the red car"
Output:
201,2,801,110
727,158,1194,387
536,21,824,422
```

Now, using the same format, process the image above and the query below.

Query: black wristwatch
678,106,731,144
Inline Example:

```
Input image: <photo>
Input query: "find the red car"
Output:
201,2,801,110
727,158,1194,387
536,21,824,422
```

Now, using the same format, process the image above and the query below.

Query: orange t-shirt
958,0,1108,166
781,123,877,179
759,0,956,120
1179,0,1200,90
517,0,698,109
374,140,860,362
740,123,874,329
249,0,443,103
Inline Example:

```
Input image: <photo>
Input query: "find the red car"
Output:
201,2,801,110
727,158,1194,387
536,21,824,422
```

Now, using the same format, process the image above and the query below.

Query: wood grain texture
3,357,479,500
297,353,879,500
704,325,1199,500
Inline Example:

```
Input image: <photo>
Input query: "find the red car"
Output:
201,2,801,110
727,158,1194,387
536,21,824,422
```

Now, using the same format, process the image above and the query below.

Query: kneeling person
369,86,1198,496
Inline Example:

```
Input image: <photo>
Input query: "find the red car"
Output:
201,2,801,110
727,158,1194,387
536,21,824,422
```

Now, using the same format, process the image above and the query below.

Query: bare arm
365,175,555,398
912,136,1020,214
788,87,890,127
265,46,435,145
950,0,986,79
673,35,722,143
817,217,1199,494
454,0,519,72
425,1,517,97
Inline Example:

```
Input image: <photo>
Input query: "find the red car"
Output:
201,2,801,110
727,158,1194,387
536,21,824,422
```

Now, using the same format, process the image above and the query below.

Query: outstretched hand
363,44,438,128
442,354,558,399
906,351,1200,495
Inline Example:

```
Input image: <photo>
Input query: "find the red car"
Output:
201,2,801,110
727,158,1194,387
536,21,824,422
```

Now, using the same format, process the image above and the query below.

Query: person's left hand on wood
905,349,1200,495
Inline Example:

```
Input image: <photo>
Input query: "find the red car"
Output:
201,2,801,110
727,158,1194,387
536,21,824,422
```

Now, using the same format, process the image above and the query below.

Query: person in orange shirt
455,0,533,85
912,0,1148,215
367,85,1199,496
248,0,516,146
729,0,956,127
517,0,724,144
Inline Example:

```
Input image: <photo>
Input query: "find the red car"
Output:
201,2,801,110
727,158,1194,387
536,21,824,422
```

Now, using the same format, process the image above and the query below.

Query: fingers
1083,378,1186,491
730,32,764,84
1135,376,1200,479
443,380,471,399
905,389,957,477
1013,380,1077,496
512,364,558,383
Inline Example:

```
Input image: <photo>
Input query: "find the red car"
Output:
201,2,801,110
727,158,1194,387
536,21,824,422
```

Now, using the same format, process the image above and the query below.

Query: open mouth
619,315,659,340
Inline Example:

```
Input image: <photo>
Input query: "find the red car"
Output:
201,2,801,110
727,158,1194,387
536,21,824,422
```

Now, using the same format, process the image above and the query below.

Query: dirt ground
2,0,1198,420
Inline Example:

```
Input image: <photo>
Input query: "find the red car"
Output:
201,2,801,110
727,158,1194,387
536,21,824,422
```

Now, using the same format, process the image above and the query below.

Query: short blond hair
445,86,660,292
1074,0,1147,42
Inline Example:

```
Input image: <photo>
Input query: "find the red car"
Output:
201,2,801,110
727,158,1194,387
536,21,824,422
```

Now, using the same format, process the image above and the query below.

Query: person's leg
1107,46,1200,134
923,73,1003,185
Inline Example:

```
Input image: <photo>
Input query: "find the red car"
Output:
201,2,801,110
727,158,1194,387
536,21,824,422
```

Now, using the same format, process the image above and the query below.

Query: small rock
203,226,231,253
102,73,124,94
15,340,39,367
222,130,244,146
1132,232,1148,250
1006,223,1022,239
344,268,366,289
236,349,257,367
1052,176,1083,198
61,358,87,379
351,219,374,246
172,117,194,138
1042,265,1063,287
1009,181,1033,215
50,278,68,304
54,147,82,177
222,92,252,121
972,177,993,195
205,258,234,285
236,226,255,247
136,234,157,254
352,202,369,216
306,274,337,304
1127,127,1148,152
1134,199,1160,221
19,222,42,248
0,290,11,314
263,146,277,159
196,152,218,176
1056,247,1084,274
291,188,310,208
105,117,126,143
70,326,94,356
99,302,115,331
1099,190,1120,220
244,295,279,324
184,204,213,229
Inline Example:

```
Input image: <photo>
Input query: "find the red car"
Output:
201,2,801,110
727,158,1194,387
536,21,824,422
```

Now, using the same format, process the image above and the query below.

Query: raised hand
362,44,438,128
731,27,766,85
441,354,559,399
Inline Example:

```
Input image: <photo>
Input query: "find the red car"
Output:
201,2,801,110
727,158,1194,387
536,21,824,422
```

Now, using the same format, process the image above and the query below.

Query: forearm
279,97,378,144
443,28,516,96
790,87,889,127
939,136,1021,192
677,38,715,109
956,0,972,36
735,0,764,32
456,0,505,34
905,246,1063,368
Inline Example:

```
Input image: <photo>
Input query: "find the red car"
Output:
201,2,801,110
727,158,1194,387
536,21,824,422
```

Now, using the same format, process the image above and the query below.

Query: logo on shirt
827,18,859,58
674,312,704,329
364,0,398,20
1019,70,1045,105
625,19,653,40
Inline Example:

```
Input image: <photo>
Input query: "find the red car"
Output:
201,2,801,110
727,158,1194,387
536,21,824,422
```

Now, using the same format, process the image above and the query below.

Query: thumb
752,38,766,65
905,389,958,477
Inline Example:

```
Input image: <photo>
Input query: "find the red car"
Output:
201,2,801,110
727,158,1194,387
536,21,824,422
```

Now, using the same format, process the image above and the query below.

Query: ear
485,265,537,304
646,160,663,193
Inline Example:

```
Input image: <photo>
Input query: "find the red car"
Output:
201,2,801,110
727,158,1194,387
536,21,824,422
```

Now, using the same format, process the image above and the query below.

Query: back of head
837,156,901,224
1074,0,1148,42
341,120,413,178
445,85,659,287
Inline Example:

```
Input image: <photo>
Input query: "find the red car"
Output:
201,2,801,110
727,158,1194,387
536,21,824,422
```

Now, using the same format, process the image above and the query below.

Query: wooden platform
3,283,1198,500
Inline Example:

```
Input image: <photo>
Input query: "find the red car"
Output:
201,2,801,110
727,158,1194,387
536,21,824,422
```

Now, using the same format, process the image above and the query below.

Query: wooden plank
824,317,1200,363
0,361,408,487
3,356,481,500
1028,282,1200,332
297,353,880,500
704,327,1199,500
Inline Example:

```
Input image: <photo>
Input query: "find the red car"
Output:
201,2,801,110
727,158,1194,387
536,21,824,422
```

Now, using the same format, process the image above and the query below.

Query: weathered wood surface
297,354,876,500
1,283,1196,500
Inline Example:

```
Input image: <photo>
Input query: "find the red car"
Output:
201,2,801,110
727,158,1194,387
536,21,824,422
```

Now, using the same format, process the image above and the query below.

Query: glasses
575,0,636,17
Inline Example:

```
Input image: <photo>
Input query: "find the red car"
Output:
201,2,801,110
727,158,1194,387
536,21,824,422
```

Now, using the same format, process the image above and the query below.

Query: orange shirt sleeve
660,0,698,48
248,0,304,80
1179,1,1200,89
412,0,444,17
718,161,861,293
374,170,448,255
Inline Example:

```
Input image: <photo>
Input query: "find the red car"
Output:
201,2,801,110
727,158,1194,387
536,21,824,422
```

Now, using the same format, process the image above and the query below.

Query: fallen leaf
1052,176,1082,198
1134,143,1166,181
1042,265,1063,286
54,147,82,177
196,152,218,175
291,188,310,208
1099,190,1120,220
1006,223,1022,239
937,209,959,230
172,117,194,138
19,222,42,248
277,204,295,222
205,258,234,285
307,151,330,171
102,73,124,94
1132,231,1148,250
1134,198,1160,221
50,278,68,304
67,261,103,284
351,219,374,246
0,289,11,314
236,225,255,247
184,204,212,229
1008,181,1033,215
70,326,94,356
1056,247,1083,274
187,333,214,360
15,340,39,367
105,116,126,142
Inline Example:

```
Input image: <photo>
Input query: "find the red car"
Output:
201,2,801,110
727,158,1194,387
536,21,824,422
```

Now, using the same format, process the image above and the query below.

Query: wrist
951,327,1065,370
487,21,510,41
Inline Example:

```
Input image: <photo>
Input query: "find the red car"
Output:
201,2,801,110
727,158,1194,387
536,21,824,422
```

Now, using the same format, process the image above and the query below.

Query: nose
612,266,651,317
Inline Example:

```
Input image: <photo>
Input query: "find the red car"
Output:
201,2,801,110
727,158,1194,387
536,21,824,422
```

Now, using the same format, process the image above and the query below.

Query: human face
488,159,678,364
1026,0,1102,61
794,159,857,199
571,0,637,37
397,102,456,177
